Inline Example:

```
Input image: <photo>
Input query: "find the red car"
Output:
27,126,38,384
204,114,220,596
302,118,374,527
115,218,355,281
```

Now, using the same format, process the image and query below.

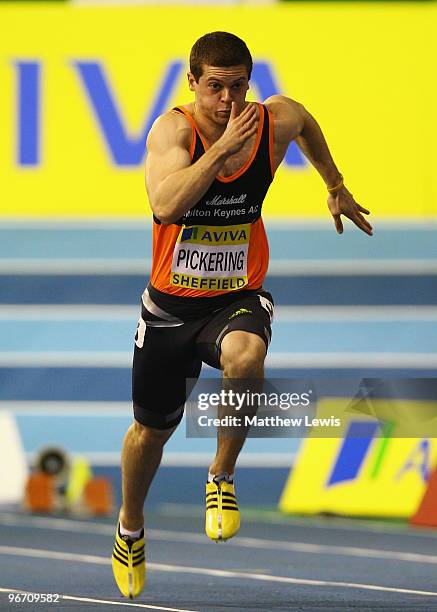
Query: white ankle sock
119,523,143,539
208,471,234,484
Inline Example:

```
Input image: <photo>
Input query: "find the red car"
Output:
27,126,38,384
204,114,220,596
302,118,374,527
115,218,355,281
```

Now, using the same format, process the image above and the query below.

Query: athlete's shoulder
264,95,303,120
146,106,193,152
263,95,305,142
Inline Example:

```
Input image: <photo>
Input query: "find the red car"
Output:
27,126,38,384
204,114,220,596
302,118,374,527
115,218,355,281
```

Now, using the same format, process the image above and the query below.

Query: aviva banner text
0,4,435,217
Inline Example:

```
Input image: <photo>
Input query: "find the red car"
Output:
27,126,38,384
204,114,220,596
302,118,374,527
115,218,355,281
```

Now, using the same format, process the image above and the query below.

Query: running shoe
205,479,240,541
112,523,146,599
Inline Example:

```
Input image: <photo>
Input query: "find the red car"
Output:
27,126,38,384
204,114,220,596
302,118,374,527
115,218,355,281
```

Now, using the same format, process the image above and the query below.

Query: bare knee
131,419,176,447
220,331,266,378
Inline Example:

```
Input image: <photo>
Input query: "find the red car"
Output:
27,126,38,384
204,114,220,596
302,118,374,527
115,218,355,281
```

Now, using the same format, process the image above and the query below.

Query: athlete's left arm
264,95,372,236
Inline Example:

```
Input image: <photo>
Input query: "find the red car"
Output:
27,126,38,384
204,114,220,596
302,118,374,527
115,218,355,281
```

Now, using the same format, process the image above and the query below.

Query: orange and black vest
148,102,275,313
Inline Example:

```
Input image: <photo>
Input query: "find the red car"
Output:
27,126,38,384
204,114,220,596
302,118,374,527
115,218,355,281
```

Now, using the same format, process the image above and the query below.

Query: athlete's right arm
145,103,257,224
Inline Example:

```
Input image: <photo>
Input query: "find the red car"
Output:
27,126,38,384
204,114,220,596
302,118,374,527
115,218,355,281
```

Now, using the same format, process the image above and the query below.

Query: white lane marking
1,259,437,275
26,452,292,468
267,260,437,275
3,304,437,321
274,305,437,322
0,546,436,599
268,260,437,275
153,562,437,598
0,259,151,275
1,352,437,368
156,503,436,537
266,353,437,368
1,514,436,565
0,305,138,320
0,400,132,415
3,508,433,540
0,587,198,612
0,352,131,367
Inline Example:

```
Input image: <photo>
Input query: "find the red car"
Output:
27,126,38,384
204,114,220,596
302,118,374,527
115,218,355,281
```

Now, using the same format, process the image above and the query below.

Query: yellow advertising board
279,398,437,517
0,4,435,217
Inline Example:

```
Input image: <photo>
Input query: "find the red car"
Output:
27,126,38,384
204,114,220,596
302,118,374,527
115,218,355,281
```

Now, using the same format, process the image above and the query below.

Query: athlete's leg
209,330,266,476
113,295,205,598
194,291,273,540
119,296,203,532
119,420,176,531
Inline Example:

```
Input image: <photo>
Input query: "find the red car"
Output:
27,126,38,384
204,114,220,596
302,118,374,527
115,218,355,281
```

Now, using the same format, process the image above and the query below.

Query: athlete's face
188,65,250,125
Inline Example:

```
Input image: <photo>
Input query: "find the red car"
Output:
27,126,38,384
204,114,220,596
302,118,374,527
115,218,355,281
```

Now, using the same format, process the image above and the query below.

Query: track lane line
3,304,437,321
2,352,437,368
0,587,199,612
1,513,437,565
0,546,437,598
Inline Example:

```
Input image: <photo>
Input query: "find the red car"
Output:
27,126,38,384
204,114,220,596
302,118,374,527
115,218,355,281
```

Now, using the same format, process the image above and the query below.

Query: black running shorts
132,287,274,429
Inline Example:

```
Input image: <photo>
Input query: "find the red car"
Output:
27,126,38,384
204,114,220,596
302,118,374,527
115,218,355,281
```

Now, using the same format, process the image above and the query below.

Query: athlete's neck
191,106,227,145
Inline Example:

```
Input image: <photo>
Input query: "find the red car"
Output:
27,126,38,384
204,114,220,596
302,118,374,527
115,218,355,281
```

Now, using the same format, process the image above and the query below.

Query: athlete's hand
327,187,373,236
218,102,258,156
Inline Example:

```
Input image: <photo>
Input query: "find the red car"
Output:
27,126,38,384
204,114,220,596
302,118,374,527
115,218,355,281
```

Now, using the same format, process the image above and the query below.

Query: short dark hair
190,32,252,82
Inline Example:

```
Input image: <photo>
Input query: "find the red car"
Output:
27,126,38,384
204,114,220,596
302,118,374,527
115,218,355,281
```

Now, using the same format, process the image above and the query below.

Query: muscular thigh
195,290,274,370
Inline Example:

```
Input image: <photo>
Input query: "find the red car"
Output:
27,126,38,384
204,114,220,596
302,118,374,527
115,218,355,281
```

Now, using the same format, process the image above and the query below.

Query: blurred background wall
1,2,435,217
1,1,436,510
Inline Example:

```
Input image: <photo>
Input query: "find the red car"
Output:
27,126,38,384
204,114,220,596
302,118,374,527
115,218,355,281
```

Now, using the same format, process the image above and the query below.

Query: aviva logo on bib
172,223,250,292
179,224,249,246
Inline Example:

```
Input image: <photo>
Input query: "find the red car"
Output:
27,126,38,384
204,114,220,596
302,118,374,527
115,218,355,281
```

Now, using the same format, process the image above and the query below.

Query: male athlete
112,31,372,599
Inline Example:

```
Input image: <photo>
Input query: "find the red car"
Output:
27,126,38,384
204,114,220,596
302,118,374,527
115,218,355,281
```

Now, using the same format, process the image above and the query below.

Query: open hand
327,187,373,236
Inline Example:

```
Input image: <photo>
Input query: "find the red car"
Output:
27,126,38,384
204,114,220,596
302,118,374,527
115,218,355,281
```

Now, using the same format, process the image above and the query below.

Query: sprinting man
112,31,372,598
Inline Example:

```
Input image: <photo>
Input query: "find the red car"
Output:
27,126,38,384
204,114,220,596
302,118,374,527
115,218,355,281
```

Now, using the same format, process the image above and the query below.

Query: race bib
171,224,250,292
